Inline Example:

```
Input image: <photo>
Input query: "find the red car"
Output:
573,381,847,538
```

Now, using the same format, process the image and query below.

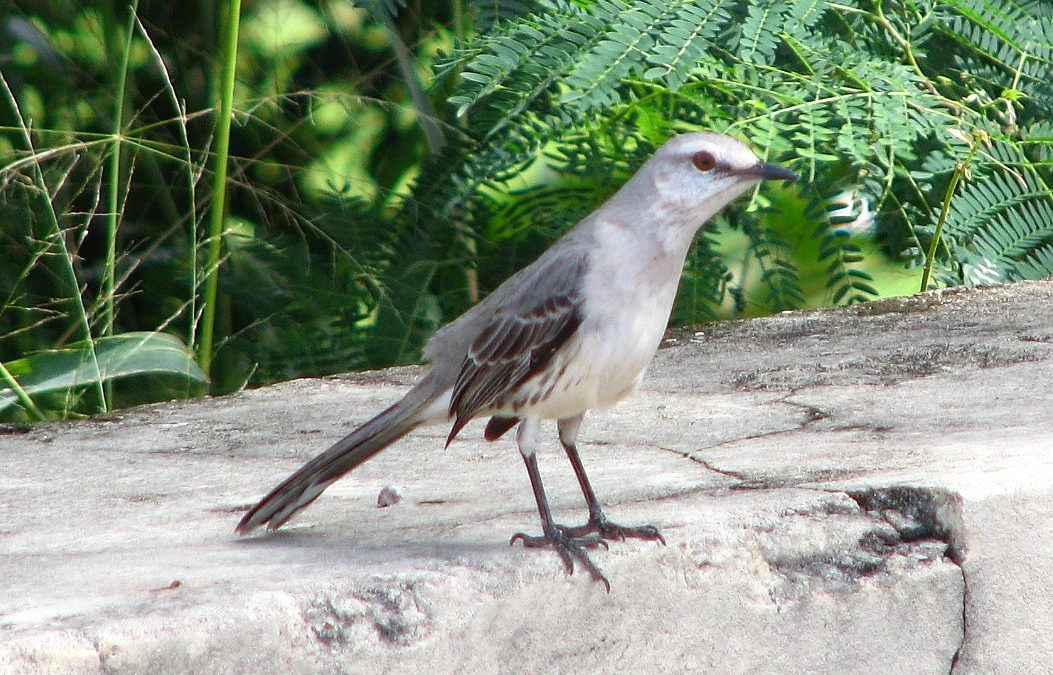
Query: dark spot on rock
0,425,31,435
847,486,966,564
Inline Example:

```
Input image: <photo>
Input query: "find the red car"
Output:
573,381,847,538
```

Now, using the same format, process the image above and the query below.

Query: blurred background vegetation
1,0,1051,421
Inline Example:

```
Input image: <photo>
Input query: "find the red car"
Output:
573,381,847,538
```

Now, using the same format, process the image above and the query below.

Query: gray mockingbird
237,132,797,589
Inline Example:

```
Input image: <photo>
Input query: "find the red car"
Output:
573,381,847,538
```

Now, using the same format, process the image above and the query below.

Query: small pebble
376,484,404,508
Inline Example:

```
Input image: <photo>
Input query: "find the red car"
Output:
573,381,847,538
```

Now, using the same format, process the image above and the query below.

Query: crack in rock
950,566,969,674
844,488,970,675
828,486,968,673
658,444,749,481
763,487,965,602
663,396,829,481
846,486,965,565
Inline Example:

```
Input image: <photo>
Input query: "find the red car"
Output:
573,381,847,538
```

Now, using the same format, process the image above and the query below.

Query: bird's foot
510,527,611,591
560,511,666,545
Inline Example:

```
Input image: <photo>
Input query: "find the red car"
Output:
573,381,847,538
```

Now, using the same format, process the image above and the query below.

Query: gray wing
443,247,588,444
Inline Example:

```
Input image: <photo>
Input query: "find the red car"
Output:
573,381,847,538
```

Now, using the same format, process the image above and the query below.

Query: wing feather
445,254,586,444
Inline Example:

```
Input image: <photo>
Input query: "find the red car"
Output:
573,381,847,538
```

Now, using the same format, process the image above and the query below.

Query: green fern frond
944,171,1044,237
450,0,600,133
939,0,1053,107
971,199,1053,271
1016,245,1053,279
381,0,1053,362
782,0,828,42
561,0,691,111
748,223,806,313
675,231,730,323
644,0,732,90
737,0,788,66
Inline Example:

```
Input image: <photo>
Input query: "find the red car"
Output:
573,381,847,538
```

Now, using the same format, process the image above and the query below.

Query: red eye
692,151,717,172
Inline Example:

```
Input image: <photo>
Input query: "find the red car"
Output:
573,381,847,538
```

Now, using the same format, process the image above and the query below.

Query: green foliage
0,0,444,416
2,0,1051,420
441,0,1053,314
0,332,205,419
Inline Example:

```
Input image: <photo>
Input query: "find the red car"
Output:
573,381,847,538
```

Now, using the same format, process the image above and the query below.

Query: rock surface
2,280,1052,674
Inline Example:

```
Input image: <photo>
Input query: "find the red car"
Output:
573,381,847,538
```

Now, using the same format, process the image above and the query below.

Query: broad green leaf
0,332,207,414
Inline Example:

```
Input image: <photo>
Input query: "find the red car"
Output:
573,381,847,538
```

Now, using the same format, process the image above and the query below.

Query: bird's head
629,132,797,226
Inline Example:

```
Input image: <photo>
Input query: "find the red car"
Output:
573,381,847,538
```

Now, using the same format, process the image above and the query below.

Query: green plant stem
919,144,979,292
0,360,46,421
873,0,936,96
103,0,139,407
452,0,465,43
104,0,138,339
198,0,242,380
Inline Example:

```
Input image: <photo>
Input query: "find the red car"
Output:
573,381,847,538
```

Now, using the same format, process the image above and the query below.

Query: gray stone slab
2,280,1052,673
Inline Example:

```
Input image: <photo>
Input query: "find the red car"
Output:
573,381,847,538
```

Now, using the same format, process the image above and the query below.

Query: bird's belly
493,257,678,420
586,308,669,404
501,310,666,420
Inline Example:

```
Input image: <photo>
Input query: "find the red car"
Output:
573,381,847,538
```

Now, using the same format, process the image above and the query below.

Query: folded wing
445,252,587,444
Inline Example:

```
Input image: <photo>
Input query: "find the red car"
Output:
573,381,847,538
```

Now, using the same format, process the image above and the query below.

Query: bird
237,132,797,590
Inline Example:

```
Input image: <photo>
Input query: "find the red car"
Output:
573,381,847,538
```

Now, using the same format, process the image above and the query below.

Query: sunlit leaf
0,332,206,414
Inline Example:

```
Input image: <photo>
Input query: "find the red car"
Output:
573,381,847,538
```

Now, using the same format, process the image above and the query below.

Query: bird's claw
510,528,611,592
560,512,666,545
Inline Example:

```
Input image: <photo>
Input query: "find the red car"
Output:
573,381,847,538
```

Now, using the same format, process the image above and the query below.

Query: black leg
560,439,666,545
510,451,611,592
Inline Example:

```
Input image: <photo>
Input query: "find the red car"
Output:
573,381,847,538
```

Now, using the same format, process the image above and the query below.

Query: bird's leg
509,417,611,591
556,415,666,545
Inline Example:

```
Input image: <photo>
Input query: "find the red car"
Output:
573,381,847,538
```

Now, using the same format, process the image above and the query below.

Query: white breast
516,228,683,419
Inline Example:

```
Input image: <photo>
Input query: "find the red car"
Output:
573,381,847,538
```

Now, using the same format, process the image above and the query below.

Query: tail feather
236,390,430,534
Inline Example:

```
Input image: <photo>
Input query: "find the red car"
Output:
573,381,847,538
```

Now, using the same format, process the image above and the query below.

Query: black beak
737,162,798,182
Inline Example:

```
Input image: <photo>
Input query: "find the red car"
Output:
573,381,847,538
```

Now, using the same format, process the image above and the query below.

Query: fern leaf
645,0,733,90
738,0,788,66
1016,244,1053,279
561,0,680,111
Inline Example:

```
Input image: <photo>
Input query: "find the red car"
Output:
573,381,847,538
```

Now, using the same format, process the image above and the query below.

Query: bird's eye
692,151,717,172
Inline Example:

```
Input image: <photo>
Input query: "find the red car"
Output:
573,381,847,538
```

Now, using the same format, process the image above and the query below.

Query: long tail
236,382,442,534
